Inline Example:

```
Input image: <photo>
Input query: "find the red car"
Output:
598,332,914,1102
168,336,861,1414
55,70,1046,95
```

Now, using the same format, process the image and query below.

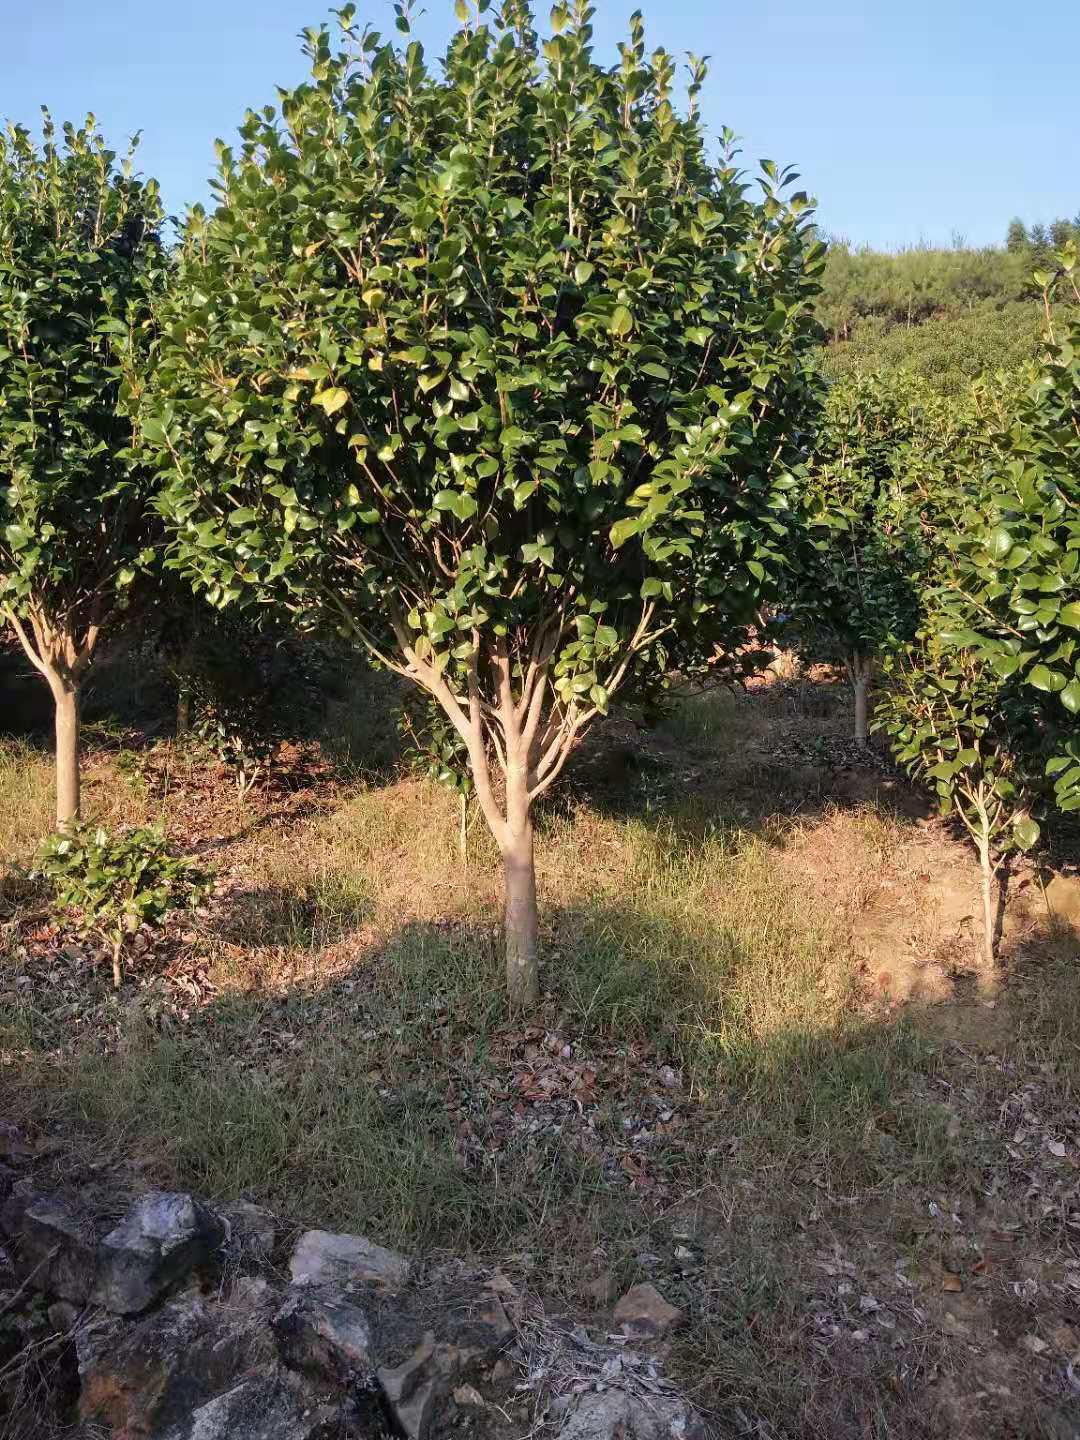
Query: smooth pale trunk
50,679,81,826
503,819,539,1009
975,835,996,972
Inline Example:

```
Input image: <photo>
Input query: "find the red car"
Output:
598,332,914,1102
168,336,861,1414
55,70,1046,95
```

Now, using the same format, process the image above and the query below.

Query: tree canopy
0,112,164,822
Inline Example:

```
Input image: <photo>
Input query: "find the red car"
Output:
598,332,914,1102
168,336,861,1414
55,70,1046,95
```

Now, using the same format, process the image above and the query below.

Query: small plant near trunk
398,693,474,862
185,682,279,803
33,822,211,988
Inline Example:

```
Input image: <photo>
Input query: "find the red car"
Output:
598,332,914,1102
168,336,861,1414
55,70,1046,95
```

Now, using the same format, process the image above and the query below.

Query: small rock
222,1200,278,1264
93,1191,226,1315
613,1282,685,1339
558,1389,706,1439
288,1229,410,1292
179,1377,338,1440
453,1384,485,1408
48,1300,80,1333
12,1188,99,1303
377,1334,441,1440
445,1291,515,1357
273,1288,375,1385
1021,1333,1049,1355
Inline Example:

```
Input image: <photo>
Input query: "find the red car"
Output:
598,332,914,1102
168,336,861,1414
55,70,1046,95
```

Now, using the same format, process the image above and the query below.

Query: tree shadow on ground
4,880,1079,1440
553,677,933,853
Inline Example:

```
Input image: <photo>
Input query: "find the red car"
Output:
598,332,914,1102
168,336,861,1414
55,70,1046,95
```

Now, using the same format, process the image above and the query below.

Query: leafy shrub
936,251,1080,814
876,638,1043,967
397,693,472,798
33,823,211,987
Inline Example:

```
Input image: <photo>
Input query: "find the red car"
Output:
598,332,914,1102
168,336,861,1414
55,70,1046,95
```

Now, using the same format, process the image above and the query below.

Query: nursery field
2,661,1078,1440
1,5,1078,1436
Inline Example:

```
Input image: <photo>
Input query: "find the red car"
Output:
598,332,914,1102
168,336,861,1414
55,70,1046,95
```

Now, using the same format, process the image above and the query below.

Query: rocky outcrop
93,1191,226,1315
0,1140,709,1440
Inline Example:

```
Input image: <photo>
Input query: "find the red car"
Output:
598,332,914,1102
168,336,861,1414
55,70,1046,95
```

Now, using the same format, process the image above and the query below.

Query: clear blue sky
3,0,1076,251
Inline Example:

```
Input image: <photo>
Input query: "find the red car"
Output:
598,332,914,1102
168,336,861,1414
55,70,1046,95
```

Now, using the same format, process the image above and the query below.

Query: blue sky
2,0,1076,250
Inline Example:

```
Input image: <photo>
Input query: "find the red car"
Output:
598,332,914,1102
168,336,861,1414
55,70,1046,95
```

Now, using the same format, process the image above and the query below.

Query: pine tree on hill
1006,217,1029,252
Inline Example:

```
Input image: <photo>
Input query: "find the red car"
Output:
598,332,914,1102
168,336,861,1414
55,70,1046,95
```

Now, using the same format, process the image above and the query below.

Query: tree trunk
975,834,996,972
503,820,539,1010
851,652,870,745
52,680,81,826
176,682,191,735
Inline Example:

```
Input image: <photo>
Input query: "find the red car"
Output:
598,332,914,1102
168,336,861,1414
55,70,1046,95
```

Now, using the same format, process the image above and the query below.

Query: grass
2,676,1079,1439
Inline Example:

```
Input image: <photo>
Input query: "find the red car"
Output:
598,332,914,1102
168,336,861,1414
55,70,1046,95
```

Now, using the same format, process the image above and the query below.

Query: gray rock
48,1299,80,1332
222,1199,278,1264
377,1332,442,1440
288,1229,410,1293
11,1187,99,1303
92,1191,225,1315
0,1242,16,1290
558,1390,707,1440
181,1377,338,1440
273,1287,376,1385
79,1289,277,1435
0,1175,33,1239
443,1290,515,1357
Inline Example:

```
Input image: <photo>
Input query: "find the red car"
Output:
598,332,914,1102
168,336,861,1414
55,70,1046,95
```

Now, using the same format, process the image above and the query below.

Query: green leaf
609,517,640,549
609,305,633,337
1012,815,1040,851
1029,664,1066,692
313,387,349,416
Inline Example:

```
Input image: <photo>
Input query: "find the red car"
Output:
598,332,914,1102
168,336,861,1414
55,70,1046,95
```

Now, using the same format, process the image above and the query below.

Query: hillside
816,214,1079,389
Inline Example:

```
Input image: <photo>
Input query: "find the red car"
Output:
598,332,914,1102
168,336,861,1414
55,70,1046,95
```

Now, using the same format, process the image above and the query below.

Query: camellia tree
145,2,822,1005
876,633,1043,971
0,113,164,824
937,250,1080,816
785,372,928,742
